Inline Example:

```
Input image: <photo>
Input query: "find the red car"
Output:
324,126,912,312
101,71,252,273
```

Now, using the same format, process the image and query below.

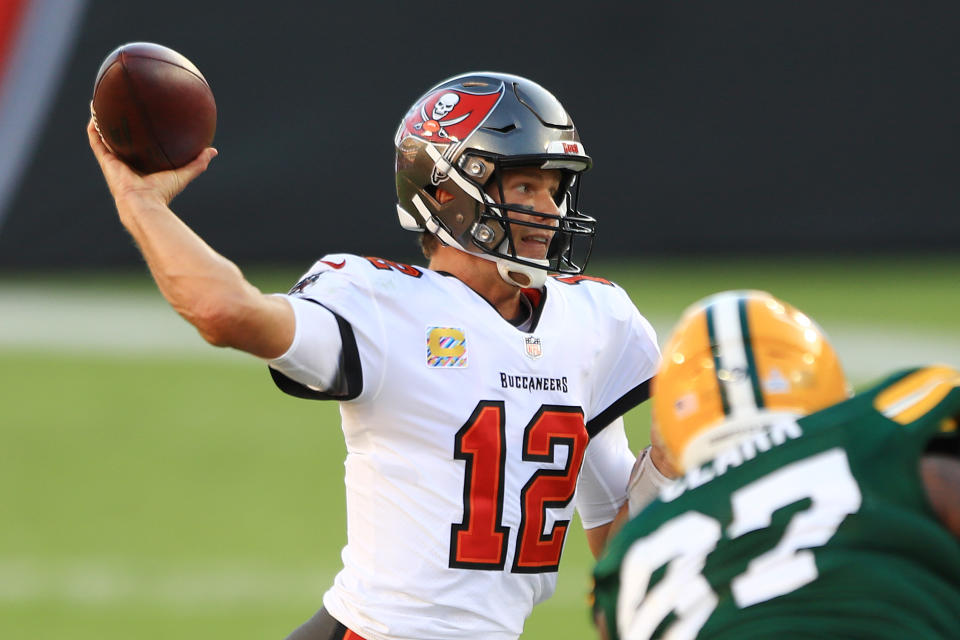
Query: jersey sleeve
585,285,661,436
268,254,387,402
266,295,344,393
576,416,635,528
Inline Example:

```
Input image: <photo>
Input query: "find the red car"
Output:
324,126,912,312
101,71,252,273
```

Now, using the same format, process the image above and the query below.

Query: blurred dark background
1,0,957,269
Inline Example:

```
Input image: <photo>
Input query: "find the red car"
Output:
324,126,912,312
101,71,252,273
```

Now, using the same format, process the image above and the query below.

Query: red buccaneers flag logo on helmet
398,83,504,145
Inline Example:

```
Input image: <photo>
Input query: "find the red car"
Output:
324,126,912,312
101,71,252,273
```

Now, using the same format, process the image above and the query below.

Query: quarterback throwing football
88,72,667,640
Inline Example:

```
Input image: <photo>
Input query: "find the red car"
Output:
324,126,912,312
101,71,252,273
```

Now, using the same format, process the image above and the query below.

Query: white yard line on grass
0,287,245,360
1,287,958,380
0,556,330,606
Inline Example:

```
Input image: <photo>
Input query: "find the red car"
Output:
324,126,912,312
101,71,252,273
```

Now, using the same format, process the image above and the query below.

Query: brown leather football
92,42,216,173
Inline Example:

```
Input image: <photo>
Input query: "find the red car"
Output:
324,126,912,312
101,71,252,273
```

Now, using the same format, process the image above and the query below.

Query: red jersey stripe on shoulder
364,256,423,277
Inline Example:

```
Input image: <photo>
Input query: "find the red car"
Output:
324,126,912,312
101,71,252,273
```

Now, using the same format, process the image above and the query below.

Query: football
91,42,216,173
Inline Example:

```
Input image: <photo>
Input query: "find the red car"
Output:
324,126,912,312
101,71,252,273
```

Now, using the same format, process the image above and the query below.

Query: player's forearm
115,193,292,356
586,521,615,559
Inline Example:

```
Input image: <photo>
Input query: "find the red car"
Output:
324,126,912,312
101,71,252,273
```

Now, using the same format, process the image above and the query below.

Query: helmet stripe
423,142,488,204
738,297,766,409
705,305,731,416
707,293,760,418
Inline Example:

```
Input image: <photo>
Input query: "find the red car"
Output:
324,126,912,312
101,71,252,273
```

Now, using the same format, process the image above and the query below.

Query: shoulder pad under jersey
871,365,960,431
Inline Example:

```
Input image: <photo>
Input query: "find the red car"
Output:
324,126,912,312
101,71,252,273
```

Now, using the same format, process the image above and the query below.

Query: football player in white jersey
87,71,672,640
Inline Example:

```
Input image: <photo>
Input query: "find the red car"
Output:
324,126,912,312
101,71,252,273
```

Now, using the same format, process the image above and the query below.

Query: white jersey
270,254,660,640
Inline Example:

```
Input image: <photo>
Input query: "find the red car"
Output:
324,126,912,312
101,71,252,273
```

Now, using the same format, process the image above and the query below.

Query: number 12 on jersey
450,401,589,573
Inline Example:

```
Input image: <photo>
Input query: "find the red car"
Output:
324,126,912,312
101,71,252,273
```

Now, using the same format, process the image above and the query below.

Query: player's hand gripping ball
91,42,216,173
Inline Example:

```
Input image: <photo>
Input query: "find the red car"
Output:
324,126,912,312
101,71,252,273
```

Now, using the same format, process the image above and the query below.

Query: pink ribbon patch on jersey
426,326,468,368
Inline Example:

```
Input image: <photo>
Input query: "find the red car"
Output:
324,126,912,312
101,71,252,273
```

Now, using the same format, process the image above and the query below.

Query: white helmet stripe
411,194,463,249
424,143,490,205
396,204,424,231
710,294,759,417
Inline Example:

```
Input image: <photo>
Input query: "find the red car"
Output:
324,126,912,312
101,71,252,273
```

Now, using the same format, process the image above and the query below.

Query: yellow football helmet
652,290,850,472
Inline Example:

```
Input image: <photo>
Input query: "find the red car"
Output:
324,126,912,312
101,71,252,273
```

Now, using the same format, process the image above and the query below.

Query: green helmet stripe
738,297,766,409
706,305,731,416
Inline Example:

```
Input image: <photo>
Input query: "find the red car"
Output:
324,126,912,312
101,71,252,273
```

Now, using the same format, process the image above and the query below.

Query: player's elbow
195,317,235,348
183,293,248,348
186,290,292,358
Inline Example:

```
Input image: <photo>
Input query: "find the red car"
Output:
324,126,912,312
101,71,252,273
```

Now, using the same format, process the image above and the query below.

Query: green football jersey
593,366,960,640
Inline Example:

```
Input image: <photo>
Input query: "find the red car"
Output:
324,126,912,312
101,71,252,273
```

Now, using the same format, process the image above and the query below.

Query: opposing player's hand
649,422,680,478
649,442,679,479
87,115,217,208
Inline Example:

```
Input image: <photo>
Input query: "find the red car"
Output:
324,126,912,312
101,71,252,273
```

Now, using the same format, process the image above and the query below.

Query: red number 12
450,401,588,573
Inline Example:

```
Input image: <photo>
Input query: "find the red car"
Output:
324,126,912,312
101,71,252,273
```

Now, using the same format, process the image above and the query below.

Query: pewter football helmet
394,72,595,288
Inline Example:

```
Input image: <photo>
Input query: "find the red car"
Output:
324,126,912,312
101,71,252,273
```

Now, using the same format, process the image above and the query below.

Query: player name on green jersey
659,419,803,502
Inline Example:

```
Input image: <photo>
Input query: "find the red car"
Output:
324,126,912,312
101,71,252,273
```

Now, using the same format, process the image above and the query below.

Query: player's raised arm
86,118,295,358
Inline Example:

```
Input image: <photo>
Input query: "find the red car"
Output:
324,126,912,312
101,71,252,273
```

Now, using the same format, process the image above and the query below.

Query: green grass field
2,256,958,639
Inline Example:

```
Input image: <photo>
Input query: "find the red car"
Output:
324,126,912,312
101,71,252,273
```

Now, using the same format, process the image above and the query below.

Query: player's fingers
174,147,218,184
86,119,121,183
87,117,107,156
199,147,218,167
86,116,125,175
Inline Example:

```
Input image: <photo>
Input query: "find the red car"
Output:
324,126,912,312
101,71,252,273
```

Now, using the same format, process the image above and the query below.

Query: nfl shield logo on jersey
524,336,543,360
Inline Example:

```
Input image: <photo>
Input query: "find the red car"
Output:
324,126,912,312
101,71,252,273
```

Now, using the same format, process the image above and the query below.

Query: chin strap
496,257,547,289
